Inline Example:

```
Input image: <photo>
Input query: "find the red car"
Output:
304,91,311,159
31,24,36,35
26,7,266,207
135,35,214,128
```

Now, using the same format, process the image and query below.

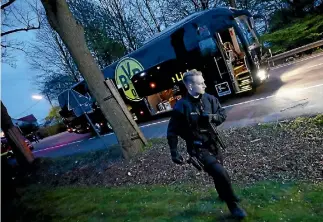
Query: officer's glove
201,114,220,123
171,152,185,165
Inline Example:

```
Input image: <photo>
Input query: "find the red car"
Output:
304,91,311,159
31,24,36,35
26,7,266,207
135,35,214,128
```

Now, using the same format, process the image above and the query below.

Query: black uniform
167,93,238,206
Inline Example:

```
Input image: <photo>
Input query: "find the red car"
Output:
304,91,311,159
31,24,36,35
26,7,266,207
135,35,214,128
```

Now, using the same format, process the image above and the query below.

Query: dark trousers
198,149,237,204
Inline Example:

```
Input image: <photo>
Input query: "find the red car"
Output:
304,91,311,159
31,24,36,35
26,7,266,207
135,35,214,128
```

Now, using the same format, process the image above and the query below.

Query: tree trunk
41,0,147,159
200,0,209,10
1,101,34,166
144,0,161,32
228,0,237,8
133,0,155,35
156,0,168,27
112,0,137,51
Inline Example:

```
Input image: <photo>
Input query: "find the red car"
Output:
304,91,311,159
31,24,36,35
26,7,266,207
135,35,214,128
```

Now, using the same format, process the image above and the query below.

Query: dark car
1,135,34,157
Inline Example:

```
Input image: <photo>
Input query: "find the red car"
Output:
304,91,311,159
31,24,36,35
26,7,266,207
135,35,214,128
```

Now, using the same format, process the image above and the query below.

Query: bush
19,123,39,135
38,123,67,137
262,15,323,54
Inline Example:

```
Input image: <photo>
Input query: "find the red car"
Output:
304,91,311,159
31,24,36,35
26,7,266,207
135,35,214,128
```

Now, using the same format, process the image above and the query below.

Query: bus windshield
234,16,259,46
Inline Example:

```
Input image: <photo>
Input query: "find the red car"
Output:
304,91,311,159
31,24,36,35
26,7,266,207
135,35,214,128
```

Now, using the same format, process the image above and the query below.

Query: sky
1,31,52,123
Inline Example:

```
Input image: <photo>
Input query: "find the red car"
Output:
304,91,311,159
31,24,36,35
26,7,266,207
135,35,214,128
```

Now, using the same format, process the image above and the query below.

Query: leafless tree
99,0,143,52
1,0,42,66
163,0,225,25
129,0,157,36
228,0,237,7
234,0,282,34
26,18,81,101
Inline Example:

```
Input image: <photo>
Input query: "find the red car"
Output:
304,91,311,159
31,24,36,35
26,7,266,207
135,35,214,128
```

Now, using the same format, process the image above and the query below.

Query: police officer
167,69,247,219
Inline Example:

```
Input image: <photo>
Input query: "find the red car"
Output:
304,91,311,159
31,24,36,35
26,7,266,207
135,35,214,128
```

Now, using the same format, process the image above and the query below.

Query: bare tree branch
156,0,168,27
1,24,40,36
1,43,27,53
144,0,161,32
130,0,155,35
190,0,200,10
1,0,42,66
53,35,80,82
1,0,16,10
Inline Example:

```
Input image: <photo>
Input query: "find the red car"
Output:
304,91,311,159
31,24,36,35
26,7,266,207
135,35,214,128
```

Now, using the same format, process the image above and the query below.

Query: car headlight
257,70,267,81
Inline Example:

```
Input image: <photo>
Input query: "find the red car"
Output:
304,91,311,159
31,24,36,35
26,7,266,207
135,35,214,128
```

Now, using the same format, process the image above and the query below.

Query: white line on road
222,95,275,108
140,119,170,128
303,62,323,70
33,139,85,153
89,132,114,140
271,53,323,70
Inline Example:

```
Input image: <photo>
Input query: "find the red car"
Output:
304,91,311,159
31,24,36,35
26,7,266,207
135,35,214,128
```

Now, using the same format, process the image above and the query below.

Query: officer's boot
227,201,247,219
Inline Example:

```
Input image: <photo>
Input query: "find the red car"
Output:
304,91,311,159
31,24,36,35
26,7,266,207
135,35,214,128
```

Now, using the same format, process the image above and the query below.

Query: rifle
197,99,227,151
187,123,226,171
209,122,227,151
187,156,204,171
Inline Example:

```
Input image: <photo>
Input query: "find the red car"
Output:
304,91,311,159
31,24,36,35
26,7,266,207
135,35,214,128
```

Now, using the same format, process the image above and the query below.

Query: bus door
197,25,232,97
216,27,254,93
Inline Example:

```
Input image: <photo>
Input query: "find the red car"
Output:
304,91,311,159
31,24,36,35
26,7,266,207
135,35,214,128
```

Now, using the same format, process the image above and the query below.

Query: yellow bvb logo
115,57,144,101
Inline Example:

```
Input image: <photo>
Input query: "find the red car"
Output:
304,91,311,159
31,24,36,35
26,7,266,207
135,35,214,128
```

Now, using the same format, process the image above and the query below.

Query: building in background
10,114,39,136
16,114,38,126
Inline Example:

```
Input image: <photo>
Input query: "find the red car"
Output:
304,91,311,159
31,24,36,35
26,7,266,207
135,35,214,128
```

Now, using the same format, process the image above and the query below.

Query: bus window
235,16,259,46
171,28,187,60
183,24,199,51
197,25,218,57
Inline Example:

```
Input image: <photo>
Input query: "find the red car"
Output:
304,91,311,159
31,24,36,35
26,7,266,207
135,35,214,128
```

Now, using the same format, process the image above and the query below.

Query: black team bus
58,7,271,134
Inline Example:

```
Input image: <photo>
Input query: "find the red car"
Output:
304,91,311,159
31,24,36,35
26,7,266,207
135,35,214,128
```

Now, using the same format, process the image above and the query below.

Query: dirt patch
25,115,323,187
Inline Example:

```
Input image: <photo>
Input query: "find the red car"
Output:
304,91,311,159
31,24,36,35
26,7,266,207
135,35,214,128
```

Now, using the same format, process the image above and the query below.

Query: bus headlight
257,69,267,81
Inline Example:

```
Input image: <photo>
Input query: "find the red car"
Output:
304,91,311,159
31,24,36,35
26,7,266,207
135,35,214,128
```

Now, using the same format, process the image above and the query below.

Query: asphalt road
33,53,323,158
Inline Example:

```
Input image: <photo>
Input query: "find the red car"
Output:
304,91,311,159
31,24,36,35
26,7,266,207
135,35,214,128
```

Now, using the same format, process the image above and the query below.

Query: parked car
1,135,34,158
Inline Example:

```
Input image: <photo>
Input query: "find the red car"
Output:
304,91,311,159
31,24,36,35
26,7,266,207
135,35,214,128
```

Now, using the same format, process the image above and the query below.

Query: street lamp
32,94,54,108
32,95,43,100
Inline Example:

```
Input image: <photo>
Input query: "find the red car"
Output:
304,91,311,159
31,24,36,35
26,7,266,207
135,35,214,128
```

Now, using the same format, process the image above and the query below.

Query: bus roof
64,8,253,88
102,7,253,80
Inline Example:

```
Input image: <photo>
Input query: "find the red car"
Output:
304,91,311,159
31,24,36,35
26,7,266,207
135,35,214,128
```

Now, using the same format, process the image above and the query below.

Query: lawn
17,181,323,222
9,115,323,221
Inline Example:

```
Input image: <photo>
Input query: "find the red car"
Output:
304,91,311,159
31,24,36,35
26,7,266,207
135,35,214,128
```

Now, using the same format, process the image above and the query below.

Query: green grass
36,144,123,174
257,115,323,130
285,115,323,134
17,182,323,222
143,137,165,150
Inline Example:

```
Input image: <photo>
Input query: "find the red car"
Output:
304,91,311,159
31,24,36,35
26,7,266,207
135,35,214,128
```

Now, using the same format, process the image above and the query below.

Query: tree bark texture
1,101,34,165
